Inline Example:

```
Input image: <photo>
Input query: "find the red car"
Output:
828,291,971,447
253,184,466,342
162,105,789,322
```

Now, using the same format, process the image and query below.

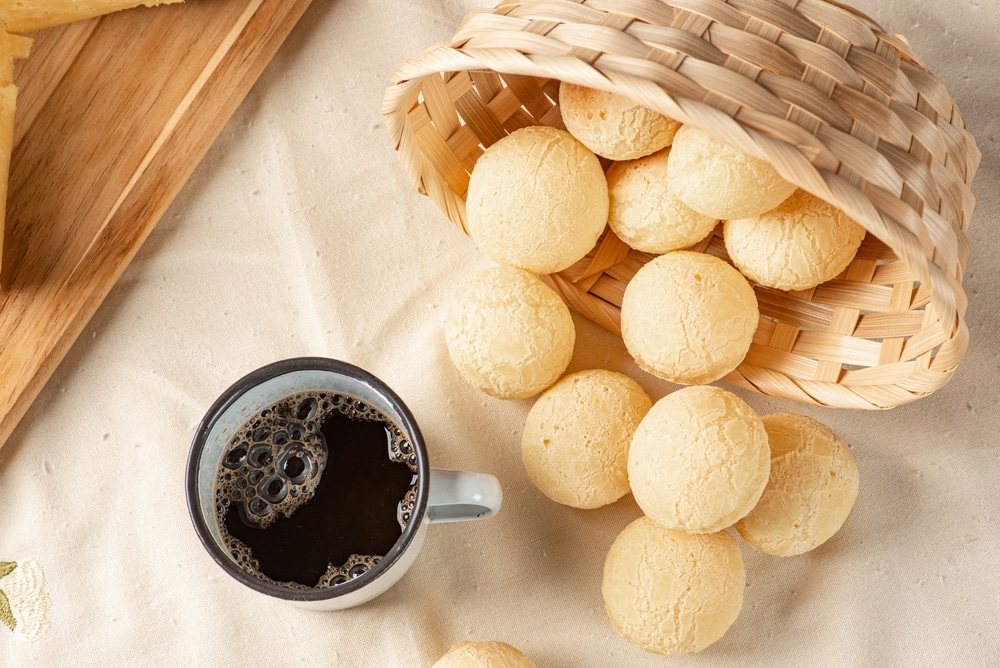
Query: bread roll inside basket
381,0,980,409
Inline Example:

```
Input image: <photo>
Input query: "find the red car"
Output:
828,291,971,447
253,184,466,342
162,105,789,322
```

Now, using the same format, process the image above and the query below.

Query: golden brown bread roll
606,148,718,254
735,412,860,556
445,265,575,400
432,640,537,668
465,125,608,274
620,251,758,385
521,369,651,509
559,82,681,160
628,385,770,534
603,516,745,655
667,124,796,220
724,189,866,291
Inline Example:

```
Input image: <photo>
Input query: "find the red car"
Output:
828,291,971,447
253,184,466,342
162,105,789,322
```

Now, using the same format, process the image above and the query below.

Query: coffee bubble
248,444,273,468
277,446,312,485
248,497,270,516
295,397,318,420
288,422,306,441
259,476,288,504
224,442,249,469
315,554,383,588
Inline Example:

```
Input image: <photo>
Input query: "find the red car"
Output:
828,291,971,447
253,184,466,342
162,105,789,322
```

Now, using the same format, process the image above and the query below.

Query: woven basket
382,0,981,409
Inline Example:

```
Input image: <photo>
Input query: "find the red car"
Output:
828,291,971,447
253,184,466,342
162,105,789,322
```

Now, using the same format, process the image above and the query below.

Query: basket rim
381,0,981,408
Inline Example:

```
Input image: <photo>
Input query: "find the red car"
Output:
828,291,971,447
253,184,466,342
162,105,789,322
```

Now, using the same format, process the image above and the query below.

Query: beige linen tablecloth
1,0,999,665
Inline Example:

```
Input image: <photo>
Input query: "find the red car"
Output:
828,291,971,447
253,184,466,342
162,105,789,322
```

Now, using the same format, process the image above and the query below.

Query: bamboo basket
382,0,980,409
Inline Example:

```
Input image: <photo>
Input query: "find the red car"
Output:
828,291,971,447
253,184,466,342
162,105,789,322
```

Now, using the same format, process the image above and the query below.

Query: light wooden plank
0,0,314,449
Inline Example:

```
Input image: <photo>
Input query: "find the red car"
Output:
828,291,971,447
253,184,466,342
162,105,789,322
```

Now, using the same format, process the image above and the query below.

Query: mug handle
426,469,503,524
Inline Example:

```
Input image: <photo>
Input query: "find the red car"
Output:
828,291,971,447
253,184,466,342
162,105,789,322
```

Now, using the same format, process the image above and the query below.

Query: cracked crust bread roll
628,385,770,534
735,412,860,556
465,125,608,274
445,265,575,400
606,148,719,254
667,124,796,220
620,251,758,385
724,189,867,291
431,640,537,668
602,516,745,656
559,82,681,160
521,369,652,509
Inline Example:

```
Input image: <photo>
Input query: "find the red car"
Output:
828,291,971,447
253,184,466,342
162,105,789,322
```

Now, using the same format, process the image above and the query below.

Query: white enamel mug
185,357,502,610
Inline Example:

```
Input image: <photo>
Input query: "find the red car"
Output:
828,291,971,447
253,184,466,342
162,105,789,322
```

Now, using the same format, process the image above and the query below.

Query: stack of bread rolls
442,82,864,656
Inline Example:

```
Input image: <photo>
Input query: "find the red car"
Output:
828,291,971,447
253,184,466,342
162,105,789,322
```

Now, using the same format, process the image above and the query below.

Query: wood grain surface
0,0,314,449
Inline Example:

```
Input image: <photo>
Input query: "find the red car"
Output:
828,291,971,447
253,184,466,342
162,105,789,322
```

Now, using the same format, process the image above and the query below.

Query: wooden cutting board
0,0,314,449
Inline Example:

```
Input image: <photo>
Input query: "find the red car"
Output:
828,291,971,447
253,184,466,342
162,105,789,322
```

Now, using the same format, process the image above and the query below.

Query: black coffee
213,391,418,589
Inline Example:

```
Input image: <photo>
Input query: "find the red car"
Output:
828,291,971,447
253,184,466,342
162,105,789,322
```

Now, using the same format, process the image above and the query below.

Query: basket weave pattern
382,0,981,409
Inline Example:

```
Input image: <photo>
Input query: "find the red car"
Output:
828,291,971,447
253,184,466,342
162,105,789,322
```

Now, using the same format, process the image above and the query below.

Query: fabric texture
1,0,999,664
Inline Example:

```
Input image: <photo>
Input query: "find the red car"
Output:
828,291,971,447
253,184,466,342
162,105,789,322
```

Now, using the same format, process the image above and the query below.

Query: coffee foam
213,391,419,589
